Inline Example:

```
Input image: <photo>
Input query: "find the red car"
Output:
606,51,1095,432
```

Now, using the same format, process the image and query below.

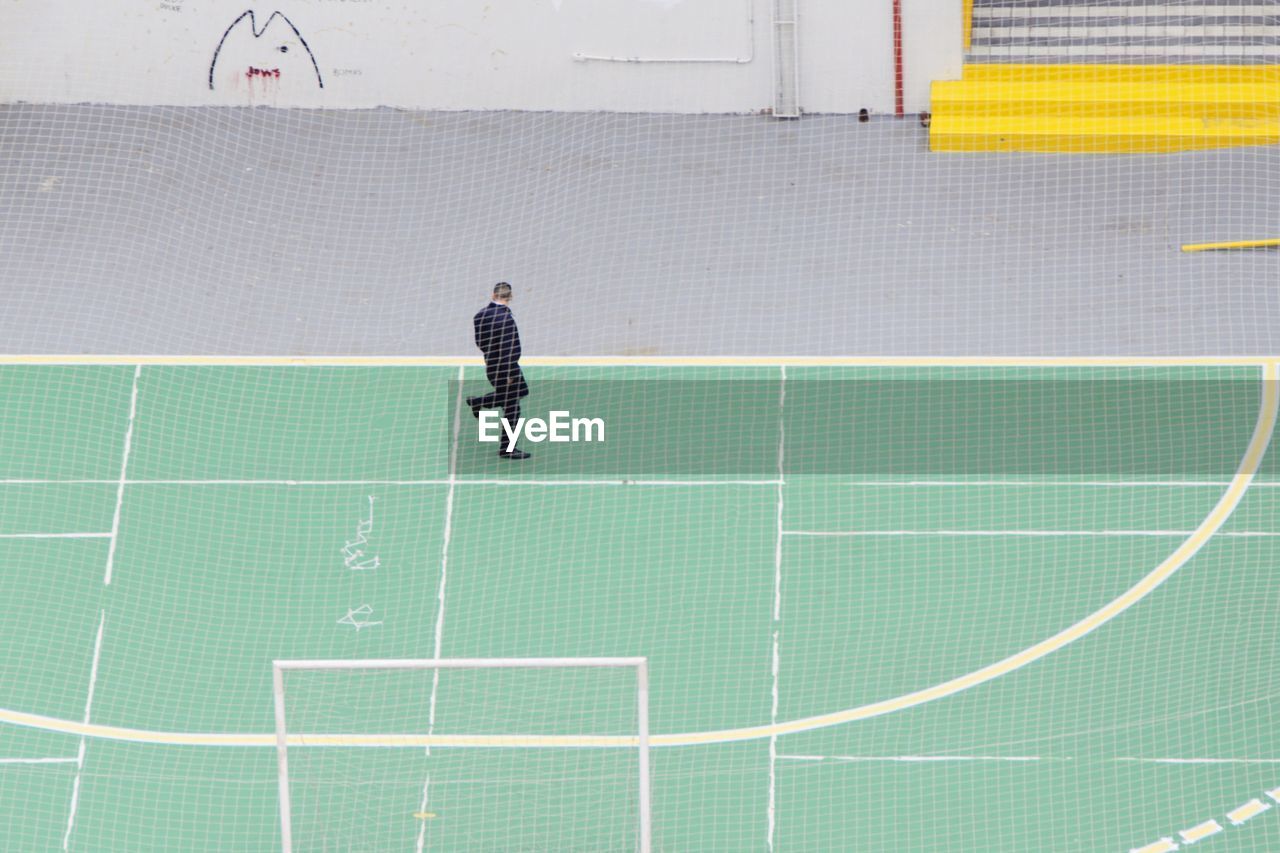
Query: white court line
62,609,105,851
767,366,785,853
63,370,138,847
10,479,1280,488
0,479,783,487
784,529,1280,537
0,533,111,539
416,366,466,853
778,754,1044,763
458,479,783,487
1120,757,1280,765
828,481,1255,488
103,365,141,586
1,355,1275,366
0,757,79,765
783,755,1280,764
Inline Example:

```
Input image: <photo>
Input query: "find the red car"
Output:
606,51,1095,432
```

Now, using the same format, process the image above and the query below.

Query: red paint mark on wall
246,67,282,80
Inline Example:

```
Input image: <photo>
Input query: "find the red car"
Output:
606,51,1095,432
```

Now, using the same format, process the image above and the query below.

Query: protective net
3,1,1280,851
273,660,647,852
0,361,1273,851
0,3,1277,355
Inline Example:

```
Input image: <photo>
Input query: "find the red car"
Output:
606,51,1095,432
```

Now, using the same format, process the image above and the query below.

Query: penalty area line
783,529,1280,537
777,754,1045,763
62,609,105,851
0,478,784,487
417,365,465,853
0,355,1274,367
103,365,141,586
767,365,785,853
0,533,111,539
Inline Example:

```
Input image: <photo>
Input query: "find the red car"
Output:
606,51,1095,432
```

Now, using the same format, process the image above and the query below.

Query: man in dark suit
467,282,531,459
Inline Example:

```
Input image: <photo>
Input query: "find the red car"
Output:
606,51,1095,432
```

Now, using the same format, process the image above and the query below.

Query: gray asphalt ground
1,104,1277,356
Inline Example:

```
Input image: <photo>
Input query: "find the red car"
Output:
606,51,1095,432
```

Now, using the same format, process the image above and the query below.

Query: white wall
0,0,960,114
801,0,961,113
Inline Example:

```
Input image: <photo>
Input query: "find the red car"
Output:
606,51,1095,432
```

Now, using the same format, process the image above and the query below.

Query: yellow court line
1227,798,1269,825
0,355,1277,367
1138,795,1274,852
0,360,1274,750
1179,819,1223,843
1132,839,1178,853
1183,238,1280,253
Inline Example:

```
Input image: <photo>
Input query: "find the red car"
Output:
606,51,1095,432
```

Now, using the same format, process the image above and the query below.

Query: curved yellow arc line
0,362,1273,750
678,361,1279,746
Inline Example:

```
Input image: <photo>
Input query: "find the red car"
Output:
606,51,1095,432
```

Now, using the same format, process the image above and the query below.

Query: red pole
893,0,904,117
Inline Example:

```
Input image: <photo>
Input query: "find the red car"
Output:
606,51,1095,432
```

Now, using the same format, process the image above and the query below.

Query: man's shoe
498,448,530,460
465,396,482,419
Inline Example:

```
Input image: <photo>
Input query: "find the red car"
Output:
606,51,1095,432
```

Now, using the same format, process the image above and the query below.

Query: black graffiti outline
208,10,324,90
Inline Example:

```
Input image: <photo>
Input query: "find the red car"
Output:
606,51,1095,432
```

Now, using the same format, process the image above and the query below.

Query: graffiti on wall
209,10,324,91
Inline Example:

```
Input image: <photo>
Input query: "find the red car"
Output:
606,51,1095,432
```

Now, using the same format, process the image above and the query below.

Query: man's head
492,282,513,304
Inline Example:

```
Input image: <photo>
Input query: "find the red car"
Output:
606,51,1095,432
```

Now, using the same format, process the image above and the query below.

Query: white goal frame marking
272,657,652,853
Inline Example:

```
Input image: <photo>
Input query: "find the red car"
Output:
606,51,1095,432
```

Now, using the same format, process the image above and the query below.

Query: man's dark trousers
473,363,528,433
471,301,529,442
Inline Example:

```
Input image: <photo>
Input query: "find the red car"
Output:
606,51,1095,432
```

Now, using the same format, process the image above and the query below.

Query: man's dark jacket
473,302,529,398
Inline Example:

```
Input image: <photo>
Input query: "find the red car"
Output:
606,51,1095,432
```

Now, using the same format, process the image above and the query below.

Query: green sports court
6,0,1280,849
2,358,1279,851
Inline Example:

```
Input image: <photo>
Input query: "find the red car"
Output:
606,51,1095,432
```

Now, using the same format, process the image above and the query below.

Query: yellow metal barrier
931,65,1280,153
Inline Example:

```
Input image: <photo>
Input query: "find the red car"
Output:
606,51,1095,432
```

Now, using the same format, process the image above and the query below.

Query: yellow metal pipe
1182,238,1280,252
